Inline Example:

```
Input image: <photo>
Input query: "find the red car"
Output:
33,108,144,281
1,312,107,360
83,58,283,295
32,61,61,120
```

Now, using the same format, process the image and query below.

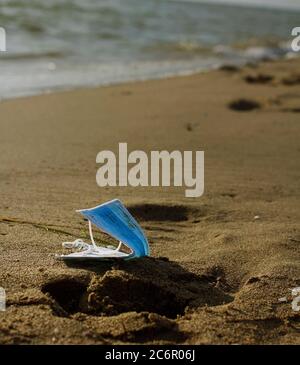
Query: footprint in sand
243,73,274,85
281,107,300,113
281,74,300,86
41,257,233,319
269,92,300,113
228,98,261,112
128,203,228,224
128,203,191,222
219,64,240,73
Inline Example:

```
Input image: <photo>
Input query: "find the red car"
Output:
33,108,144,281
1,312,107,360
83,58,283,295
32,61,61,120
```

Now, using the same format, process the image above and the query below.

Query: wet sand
0,57,299,344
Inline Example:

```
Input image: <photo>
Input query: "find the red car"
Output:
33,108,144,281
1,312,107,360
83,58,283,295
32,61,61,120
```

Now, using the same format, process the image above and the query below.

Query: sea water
0,0,299,99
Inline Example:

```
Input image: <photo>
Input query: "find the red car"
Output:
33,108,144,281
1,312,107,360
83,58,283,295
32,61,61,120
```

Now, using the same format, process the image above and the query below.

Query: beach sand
0,57,299,344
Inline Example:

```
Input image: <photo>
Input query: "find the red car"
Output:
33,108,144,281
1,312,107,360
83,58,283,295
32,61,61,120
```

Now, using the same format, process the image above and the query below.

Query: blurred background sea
0,0,299,99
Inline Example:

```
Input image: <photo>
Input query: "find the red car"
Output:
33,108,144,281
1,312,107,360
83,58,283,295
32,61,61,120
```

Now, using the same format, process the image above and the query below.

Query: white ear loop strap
88,219,98,250
62,220,123,252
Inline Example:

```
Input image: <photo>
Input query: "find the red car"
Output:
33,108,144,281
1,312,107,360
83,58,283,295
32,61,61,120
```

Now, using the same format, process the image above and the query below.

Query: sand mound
42,257,233,319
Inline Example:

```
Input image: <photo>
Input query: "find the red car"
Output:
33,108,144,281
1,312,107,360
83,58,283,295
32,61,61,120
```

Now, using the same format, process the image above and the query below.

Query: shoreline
0,62,218,102
1,50,297,102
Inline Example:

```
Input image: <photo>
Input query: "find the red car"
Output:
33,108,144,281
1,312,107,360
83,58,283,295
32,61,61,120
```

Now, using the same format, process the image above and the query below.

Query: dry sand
0,58,299,344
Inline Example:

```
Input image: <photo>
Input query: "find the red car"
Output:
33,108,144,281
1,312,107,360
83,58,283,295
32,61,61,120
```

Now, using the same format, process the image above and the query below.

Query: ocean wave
144,37,291,61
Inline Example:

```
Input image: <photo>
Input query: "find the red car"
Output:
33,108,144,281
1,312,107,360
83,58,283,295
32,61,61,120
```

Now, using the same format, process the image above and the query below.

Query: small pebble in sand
185,123,193,131
254,215,260,220
278,296,287,303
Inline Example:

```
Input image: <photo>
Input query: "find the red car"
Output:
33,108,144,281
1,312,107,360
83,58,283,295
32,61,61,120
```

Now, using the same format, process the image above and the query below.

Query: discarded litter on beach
56,199,149,262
